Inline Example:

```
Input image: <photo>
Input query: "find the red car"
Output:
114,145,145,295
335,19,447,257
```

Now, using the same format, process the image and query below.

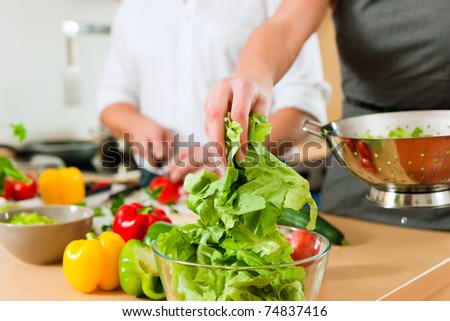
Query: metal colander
303,110,450,196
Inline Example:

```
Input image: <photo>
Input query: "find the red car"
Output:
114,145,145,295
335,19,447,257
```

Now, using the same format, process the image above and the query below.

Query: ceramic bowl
0,205,93,265
152,226,331,301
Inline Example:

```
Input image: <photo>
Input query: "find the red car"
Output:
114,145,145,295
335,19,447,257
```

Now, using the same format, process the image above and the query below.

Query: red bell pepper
112,202,171,242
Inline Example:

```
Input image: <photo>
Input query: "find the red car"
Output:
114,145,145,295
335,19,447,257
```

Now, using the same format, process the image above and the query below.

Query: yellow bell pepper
38,167,85,204
63,231,125,293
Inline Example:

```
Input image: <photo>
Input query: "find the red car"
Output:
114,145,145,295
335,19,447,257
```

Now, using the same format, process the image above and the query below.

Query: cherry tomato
10,173,38,201
286,229,320,267
360,158,378,173
356,140,372,161
149,177,182,204
0,178,14,200
344,138,356,153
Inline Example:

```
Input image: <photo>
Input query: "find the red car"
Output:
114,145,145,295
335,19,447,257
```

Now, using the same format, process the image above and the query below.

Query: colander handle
302,119,325,138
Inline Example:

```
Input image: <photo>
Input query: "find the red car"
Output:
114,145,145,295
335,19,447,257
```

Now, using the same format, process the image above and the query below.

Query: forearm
266,108,316,157
100,103,145,140
234,0,329,85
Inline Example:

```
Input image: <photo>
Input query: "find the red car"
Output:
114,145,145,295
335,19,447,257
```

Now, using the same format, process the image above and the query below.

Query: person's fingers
230,82,255,162
167,148,188,182
149,128,175,168
128,135,145,157
149,135,164,166
162,130,175,164
167,147,202,183
168,162,193,183
204,79,233,162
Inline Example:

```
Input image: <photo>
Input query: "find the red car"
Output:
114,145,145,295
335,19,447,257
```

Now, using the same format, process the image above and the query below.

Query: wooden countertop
0,206,448,301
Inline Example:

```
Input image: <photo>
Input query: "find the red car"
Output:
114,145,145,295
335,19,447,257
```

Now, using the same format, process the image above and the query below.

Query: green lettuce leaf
157,113,318,301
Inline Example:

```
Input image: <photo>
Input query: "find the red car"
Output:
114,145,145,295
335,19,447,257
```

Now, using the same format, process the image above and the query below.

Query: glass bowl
152,225,331,301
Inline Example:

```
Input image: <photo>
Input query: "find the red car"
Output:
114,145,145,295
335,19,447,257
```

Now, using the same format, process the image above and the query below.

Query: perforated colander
303,110,450,208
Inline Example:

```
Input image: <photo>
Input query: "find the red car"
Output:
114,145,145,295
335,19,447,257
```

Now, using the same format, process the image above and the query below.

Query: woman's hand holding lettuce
156,114,318,301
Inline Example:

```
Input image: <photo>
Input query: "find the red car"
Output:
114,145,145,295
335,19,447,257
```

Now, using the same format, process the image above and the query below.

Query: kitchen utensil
106,183,141,201
0,139,99,167
0,205,93,265
303,110,450,208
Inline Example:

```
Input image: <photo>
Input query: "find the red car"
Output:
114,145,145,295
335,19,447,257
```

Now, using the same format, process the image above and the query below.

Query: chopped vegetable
362,126,431,139
156,113,318,301
38,167,85,205
63,231,125,293
6,212,57,225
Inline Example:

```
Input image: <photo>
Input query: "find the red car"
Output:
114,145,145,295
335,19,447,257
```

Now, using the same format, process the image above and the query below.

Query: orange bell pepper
38,167,85,204
63,231,125,293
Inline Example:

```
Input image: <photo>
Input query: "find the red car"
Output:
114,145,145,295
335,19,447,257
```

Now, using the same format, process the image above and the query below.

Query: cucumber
278,207,348,245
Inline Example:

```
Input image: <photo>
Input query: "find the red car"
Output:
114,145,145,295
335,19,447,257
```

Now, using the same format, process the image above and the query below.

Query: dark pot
0,140,99,167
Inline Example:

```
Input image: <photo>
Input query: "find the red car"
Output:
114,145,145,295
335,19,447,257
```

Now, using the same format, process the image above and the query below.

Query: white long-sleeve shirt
97,0,330,171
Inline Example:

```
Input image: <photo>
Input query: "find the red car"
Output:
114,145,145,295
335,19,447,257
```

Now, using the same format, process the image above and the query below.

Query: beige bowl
0,205,93,265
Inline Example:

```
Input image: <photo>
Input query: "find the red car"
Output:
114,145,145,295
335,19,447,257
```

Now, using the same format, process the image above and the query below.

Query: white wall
0,0,119,145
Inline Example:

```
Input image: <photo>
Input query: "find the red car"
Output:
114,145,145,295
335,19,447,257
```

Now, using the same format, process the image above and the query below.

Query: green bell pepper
119,221,174,299
143,221,174,247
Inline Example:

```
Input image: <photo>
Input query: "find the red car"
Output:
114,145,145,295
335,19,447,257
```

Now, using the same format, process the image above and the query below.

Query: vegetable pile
155,114,318,301
6,212,57,225
362,126,431,139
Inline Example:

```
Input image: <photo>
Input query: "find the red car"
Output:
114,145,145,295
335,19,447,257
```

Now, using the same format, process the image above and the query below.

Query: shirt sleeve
271,33,331,124
96,1,140,116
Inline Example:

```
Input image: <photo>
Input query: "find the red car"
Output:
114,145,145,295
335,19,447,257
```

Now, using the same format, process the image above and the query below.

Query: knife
107,183,141,200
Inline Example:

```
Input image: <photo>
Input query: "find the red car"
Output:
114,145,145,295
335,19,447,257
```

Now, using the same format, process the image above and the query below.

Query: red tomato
0,178,14,200
356,140,372,161
360,158,378,173
10,173,38,201
287,230,320,267
149,177,182,204
344,138,356,153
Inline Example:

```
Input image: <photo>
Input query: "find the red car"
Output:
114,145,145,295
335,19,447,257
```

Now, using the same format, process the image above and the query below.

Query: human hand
203,72,273,162
100,103,175,169
126,117,174,168
167,144,224,187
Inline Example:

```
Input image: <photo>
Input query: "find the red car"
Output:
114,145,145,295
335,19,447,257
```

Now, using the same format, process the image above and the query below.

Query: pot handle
302,119,325,138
